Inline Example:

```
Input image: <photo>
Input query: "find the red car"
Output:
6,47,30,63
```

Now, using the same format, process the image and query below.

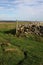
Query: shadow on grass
3,29,16,35
17,51,28,65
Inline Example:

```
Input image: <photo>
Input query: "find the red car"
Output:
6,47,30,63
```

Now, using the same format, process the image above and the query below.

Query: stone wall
16,22,43,37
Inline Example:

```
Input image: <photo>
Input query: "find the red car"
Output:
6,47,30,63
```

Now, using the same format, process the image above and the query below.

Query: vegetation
0,22,43,65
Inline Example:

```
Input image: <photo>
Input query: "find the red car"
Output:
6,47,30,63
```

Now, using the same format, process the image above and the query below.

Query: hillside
0,21,43,65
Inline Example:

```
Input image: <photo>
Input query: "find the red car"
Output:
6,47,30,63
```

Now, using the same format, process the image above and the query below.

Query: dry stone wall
16,22,43,37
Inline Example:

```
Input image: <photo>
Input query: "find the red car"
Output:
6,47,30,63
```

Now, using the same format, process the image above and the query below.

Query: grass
0,32,43,65
0,22,43,65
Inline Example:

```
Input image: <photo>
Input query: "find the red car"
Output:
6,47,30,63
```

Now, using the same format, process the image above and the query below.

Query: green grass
0,22,43,65
0,32,43,65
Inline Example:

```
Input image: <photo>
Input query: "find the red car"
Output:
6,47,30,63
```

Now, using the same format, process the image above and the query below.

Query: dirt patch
5,48,17,52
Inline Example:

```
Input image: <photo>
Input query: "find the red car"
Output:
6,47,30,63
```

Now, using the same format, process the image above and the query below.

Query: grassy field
0,21,43,31
0,22,43,65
